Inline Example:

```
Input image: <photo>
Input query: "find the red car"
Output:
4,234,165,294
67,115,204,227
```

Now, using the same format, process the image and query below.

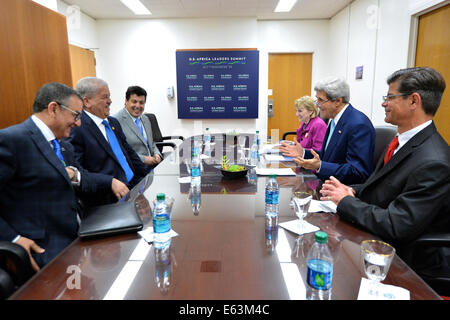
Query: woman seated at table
294,96,327,150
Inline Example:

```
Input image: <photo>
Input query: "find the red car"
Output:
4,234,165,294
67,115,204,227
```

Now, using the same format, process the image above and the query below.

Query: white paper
178,177,191,183
279,219,320,235
357,277,410,300
138,227,179,243
260,144,281,154
200,154,210,159
264,154,293,162
308,200,337,213
255,167,296,176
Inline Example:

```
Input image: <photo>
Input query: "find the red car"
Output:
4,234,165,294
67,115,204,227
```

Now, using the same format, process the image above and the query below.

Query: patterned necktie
102,120,134,182
51,139,66,166
325,119,335,150
135,117,147,144
384,136,399,165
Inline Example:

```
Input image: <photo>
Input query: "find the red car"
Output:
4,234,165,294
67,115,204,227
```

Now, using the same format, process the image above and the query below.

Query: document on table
264,154,293,162
308,200,337,213
279,219,320,235
357,278,410,300
138,227,179,243
255,167,296,176
260,143,281,154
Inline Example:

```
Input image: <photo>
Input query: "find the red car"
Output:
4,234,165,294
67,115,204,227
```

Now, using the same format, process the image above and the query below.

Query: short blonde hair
294,96,319,118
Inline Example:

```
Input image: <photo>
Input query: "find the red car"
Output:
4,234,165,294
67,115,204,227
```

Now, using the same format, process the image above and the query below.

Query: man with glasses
320,67,449,294
114,86,162,170
0,82,110,270
280,77,376,184
67,77,148,208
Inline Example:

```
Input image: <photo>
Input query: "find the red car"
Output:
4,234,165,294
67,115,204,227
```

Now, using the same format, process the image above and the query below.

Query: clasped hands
279,140,321,171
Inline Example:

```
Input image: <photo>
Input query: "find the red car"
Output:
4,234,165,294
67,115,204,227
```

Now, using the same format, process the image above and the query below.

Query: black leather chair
144,113,184,158
0,242,35,299
373,125,397,167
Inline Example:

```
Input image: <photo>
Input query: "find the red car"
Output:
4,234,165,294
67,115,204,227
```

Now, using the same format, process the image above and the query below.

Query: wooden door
267,53,312,142
415,4,450,143
69,44,96,88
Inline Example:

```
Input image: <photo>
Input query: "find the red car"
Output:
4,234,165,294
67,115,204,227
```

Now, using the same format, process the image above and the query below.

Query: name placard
176,49,259,119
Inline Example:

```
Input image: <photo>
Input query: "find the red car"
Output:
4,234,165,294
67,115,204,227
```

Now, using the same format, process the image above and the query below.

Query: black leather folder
78,201,143,239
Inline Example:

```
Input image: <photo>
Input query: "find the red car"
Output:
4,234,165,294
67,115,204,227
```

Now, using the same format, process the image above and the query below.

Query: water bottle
250,134,259,166
204,127,211,145
190,186,201,216
264,174,279,217
306,231,334,300
190,150,201,188
153,193,171,247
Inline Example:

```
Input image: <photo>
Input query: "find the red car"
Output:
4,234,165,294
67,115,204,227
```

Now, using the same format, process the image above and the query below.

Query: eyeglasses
382,93,409,102
315,97,329,106
56,102,82,121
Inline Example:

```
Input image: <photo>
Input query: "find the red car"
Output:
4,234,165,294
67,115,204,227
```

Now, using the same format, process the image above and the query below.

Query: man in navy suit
68,77,148,208
320,67,449,294
280,77,375,184
0,83,110,270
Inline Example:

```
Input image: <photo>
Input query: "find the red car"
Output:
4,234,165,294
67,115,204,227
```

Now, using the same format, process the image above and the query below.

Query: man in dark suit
320,67,449,291
0,82,110,270
280,77,375,185
68,77,148,207
113,86,162,170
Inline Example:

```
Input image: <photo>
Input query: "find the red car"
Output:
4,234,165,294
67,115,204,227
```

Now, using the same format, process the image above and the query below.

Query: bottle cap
269,174,277,179
156,193,165,200
256,130,259,134
315,231,328,243
206,128,209,130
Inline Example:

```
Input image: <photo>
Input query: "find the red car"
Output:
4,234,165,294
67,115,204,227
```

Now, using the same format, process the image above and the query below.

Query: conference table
10,134,440,300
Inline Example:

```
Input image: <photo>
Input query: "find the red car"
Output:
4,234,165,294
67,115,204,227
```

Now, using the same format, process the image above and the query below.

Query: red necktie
384,136,399,164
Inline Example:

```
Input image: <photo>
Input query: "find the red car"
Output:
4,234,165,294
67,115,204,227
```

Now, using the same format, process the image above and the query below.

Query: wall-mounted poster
176,49,259,119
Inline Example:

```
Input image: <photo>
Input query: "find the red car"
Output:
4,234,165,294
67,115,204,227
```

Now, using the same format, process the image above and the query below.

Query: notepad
255,167,296,176
264,154,293,162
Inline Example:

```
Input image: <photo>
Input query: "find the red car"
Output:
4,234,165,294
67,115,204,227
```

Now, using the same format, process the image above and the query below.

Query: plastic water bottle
204,127,211,145
250,134,259,166
255,130,260,157
264,174,279,217
190,150,201,188
153,193,171,247
306,231,334,300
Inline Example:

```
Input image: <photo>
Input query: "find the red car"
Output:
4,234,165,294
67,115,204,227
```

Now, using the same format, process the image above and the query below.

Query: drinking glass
238,135,247,149
360,240,396,296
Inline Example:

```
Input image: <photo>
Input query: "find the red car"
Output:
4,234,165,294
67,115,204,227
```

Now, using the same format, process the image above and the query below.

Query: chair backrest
373,125,397,168
0,242,35,299
144,113,163,143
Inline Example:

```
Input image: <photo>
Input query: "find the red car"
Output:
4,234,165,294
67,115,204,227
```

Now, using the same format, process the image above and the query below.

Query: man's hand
279,140,304,158
111,178,130,200
16,236,45,272
293,149,322,171
319,176,355,204
65,167,75,180
144,155,162,166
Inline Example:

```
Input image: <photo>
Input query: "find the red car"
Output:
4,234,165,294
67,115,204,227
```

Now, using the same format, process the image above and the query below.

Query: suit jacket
338,122,450,277
0,118,102,267
113,108,162,166
67,111,148,208
305,104,375,184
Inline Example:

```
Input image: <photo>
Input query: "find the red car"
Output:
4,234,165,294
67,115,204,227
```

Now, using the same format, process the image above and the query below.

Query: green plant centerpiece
220,156,248,179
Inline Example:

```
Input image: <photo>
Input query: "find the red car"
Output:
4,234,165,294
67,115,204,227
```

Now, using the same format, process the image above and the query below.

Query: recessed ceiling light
120,0,152,15
274,0,298,12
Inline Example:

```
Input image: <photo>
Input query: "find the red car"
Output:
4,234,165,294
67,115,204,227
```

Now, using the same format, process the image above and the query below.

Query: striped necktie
102,120,134,182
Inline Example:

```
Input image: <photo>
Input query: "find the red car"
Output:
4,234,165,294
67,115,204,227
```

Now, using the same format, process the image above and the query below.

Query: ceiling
61,0,353,20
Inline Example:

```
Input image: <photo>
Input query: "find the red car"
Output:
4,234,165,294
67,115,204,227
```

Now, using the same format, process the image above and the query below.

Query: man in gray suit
114,86,162,170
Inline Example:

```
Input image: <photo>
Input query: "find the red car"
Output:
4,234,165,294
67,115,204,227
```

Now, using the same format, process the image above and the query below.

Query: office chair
373,126,397,168
0,241,35,299
144,113,184,158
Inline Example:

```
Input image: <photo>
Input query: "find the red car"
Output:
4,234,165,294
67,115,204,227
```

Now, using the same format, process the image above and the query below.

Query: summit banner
176,50,259,119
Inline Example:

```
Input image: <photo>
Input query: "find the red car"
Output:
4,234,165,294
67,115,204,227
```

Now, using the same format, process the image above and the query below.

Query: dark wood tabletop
9,134,440,300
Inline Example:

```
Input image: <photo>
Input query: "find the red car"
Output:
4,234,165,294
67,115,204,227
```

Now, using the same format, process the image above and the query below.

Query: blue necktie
135,118,147,145
51,139,66,166
102,120,134,182
325,119,335,150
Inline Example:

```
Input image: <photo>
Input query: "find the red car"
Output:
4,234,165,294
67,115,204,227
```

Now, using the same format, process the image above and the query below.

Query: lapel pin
61,147,66,151
338,130,342,134
112,127,115,130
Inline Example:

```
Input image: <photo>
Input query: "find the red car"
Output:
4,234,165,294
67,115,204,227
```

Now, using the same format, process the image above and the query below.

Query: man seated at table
280,77,375,185
113,86,162,170
319,67,449,294
68,77,148,208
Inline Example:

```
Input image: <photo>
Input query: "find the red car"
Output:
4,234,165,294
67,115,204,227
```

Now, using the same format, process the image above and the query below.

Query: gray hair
76,77,109,99
33,82,81,113
314,77,350,103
